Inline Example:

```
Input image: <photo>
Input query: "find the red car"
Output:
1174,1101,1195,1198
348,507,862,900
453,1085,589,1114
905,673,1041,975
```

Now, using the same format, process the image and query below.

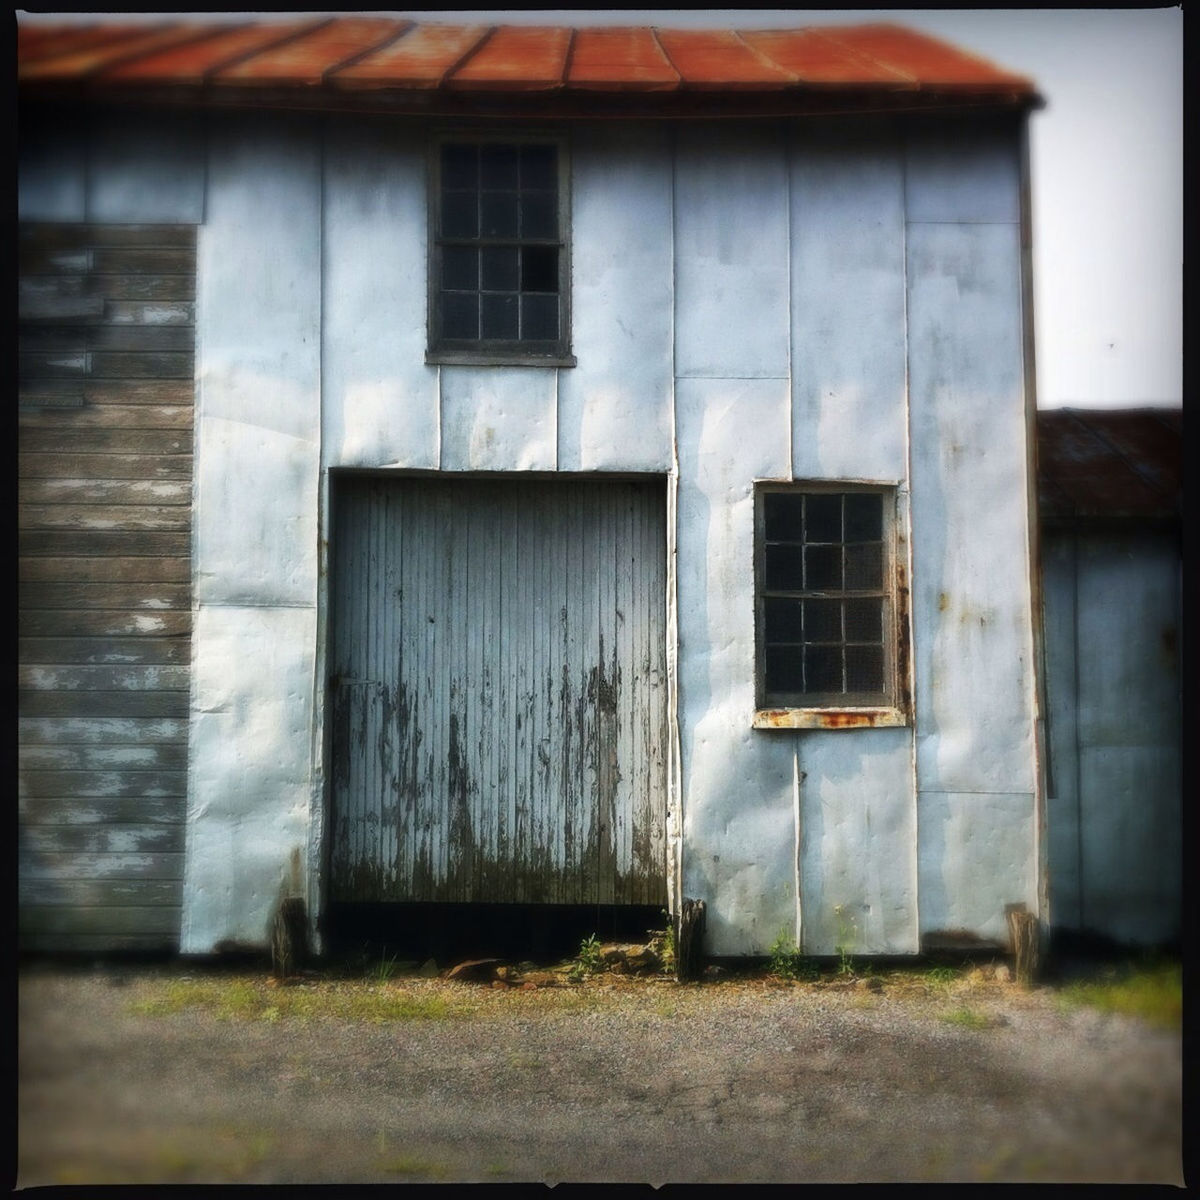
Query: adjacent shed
1038,408,1182,949
18,17,1052,961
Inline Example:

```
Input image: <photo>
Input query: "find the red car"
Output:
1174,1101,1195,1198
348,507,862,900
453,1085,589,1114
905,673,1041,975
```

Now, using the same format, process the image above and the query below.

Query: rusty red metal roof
1037,409,1182,524
17,17,1039,114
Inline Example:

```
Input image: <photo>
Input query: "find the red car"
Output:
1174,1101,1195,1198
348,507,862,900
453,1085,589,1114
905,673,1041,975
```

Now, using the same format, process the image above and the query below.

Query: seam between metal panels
665,119,683,921
915,789,1039,797
900,129,921,954
308,112,330,953
905,218,1019,225
1064,410,1172,502
1070,532,1084,930
1018,113,1049,931
783,121,802,950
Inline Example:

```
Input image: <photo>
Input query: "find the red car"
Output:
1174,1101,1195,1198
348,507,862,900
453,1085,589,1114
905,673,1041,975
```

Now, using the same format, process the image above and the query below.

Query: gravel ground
17,960,1183,1186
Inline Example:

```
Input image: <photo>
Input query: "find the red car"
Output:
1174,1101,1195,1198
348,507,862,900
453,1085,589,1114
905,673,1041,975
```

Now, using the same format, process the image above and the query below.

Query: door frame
309,467,682,951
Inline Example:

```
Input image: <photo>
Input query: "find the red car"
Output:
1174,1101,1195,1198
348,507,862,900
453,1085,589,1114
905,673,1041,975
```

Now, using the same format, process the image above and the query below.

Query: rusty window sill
752,707,908,730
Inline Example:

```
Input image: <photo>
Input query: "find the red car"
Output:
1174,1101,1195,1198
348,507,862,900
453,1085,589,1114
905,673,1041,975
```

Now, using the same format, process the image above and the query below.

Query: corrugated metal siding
18,223,195,953
330,475,668,906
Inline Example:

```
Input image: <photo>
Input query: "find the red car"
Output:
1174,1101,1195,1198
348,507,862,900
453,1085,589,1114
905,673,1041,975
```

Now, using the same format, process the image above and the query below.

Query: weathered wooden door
329,475,668,906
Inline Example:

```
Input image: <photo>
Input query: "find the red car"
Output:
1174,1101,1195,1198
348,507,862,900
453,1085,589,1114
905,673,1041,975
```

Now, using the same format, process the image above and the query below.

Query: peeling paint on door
329,474,669,906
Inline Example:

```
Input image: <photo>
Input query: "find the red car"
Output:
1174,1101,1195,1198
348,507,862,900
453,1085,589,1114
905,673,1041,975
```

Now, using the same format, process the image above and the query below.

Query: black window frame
426,131,574,367
754,482,907,724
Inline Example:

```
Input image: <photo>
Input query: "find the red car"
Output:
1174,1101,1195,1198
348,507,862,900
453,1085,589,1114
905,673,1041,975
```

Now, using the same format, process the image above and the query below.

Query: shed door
329,475,668,906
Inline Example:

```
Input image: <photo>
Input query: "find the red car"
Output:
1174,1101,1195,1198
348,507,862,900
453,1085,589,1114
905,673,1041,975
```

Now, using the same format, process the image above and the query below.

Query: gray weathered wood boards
330,475,669,906
18,223,194,953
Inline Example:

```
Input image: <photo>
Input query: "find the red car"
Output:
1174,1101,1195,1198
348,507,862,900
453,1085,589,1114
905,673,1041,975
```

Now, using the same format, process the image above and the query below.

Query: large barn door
329,475,668,907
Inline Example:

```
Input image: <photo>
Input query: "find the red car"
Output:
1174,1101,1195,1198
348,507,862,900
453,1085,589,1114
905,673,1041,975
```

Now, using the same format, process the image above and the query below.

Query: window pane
481,192,519,237
521,144,557,189
804,645,843,693
442,144,477,190
846,645,884,693
765,544,804,591
480,292,519,340
521,191,557,239
521,246,558,293
805,544,842,590
764,493,804,541
480,144,519,189
806,494,842,543
845,493,883,542
521,293,559,341
845,598,883,643
764,597,803,642
802,599,840,642
442,246,478,291
844,543,883,590
441,291,478,339
765,646,805,695
481,246,519,291
441,191,478,238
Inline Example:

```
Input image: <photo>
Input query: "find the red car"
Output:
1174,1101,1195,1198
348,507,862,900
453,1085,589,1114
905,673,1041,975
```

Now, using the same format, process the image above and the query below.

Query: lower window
754,483,906,727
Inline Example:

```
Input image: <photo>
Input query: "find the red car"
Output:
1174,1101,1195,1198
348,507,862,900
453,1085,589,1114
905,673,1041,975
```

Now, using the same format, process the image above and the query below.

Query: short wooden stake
1005,904,1040,988
675,898,706,982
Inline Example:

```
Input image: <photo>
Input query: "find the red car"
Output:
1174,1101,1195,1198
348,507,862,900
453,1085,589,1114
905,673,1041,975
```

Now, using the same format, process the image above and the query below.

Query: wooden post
1005,903,1040,988
675,898,706,982
270,897,308,981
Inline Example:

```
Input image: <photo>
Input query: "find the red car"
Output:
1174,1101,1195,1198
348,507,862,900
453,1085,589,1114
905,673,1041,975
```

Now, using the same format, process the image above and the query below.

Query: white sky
20,8,1182,410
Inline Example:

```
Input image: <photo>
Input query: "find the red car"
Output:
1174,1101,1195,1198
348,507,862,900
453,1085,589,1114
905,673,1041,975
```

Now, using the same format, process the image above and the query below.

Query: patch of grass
926,965,957,987
130,977,460,1023
939,1005,991,1030
1058,959,1181,1029
376,1154,448,1180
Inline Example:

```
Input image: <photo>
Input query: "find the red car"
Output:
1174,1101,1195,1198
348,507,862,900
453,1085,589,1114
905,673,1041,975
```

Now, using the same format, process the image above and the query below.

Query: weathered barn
19,17,1053,961
1037,408,1182,951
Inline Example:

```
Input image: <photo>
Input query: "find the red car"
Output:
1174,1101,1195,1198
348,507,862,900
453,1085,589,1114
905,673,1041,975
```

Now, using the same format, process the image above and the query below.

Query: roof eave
18,80,1043,118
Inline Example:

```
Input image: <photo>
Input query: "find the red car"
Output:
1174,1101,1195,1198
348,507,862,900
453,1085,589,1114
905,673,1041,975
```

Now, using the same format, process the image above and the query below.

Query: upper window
754,484,907,727
428,137,572,366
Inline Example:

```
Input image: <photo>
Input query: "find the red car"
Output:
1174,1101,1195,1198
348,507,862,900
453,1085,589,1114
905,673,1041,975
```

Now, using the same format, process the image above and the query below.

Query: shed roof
17,17,1040,117
1037,409,1182,525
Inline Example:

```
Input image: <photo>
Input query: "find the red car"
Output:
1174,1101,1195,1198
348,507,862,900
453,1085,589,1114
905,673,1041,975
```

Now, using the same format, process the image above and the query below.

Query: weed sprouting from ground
568,933,604,982
1057,959,1181,1029
833,905,858,976
365,949,400,983
767,929,818,981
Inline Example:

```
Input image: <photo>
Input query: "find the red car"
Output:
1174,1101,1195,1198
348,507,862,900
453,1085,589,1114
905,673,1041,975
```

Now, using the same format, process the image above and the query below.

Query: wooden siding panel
19,221,194,953
19,690,190,717
20,453,192,480
330,475,669,906
19,638,190,665
20,581,190,610
20,853,185,881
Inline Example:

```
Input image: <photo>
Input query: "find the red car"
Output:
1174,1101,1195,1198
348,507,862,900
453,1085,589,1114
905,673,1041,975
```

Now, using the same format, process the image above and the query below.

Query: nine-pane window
756,486,896,708
430,139,570,361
